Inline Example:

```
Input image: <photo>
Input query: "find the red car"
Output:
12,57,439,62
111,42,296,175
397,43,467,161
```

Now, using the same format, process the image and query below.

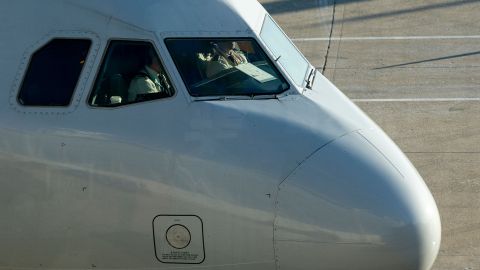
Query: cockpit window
88,41,174,107
17,39,91,106
165,38,289,97
260,15,310,87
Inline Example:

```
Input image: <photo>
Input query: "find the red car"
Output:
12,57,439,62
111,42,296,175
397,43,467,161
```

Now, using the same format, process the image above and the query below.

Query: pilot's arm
128,64,169,102
127,76,159,102
204,56,233,77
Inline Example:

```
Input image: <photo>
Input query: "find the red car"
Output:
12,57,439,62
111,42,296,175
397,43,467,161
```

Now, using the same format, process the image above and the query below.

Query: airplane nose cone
275,129,441,270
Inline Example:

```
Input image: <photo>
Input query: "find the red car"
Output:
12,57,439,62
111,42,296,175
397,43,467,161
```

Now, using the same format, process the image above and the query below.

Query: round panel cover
166,224,191,249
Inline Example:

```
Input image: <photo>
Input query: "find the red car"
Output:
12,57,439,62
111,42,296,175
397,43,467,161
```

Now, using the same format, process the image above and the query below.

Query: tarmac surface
259,0,480,269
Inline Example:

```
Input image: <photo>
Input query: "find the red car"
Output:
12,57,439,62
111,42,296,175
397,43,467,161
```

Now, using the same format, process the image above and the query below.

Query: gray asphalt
259,0,480,269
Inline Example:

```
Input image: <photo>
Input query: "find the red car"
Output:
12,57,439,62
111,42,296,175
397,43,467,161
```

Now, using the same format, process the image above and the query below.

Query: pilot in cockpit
198,41,248,77
127,48,170,102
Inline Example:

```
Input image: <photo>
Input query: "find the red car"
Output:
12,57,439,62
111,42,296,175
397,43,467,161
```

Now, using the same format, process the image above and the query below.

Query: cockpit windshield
165,38,289,97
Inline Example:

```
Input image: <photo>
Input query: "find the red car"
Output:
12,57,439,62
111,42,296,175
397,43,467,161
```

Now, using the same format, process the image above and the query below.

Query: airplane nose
275,129,441,270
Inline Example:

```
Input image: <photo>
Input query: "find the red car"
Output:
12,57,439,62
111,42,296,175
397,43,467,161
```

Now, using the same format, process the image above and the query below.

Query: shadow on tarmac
374,50,480,70
262,0,478,25
262,0,366,15
339,0,479,23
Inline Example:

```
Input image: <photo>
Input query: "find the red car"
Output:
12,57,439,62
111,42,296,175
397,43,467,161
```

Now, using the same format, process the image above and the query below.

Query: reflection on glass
165,38,289,97
260,15,310,87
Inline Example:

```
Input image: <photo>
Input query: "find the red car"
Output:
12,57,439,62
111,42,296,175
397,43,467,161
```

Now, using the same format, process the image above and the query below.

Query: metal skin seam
272,129,359,270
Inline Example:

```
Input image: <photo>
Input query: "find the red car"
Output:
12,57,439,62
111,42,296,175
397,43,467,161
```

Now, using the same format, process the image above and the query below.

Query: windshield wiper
305,67,316,89
193,94,278,102
251,94,278,100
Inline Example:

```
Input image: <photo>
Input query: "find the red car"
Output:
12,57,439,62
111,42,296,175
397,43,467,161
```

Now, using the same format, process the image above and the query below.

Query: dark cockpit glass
165,38,289,97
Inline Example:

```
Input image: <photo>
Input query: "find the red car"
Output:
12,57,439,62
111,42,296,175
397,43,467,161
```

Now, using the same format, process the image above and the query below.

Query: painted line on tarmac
293,35,480,41
352,98,480,102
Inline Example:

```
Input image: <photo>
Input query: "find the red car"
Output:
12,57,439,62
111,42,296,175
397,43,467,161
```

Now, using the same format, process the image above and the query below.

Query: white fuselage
0,1,440,269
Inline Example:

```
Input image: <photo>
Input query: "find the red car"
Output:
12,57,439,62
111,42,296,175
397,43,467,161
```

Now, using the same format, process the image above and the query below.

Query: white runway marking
293,35,480,42
352,98,480,102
